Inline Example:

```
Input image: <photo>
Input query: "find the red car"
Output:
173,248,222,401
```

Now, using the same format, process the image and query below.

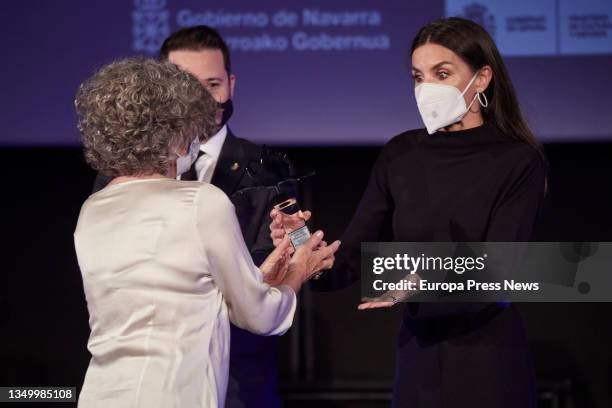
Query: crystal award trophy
273,197,311,248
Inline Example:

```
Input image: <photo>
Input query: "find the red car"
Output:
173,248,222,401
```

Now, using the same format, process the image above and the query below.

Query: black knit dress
312,121,546,407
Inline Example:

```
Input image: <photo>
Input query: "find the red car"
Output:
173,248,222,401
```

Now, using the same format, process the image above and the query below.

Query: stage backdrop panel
2,0,611,146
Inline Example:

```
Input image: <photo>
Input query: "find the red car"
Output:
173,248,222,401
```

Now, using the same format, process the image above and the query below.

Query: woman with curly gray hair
73,58,340,407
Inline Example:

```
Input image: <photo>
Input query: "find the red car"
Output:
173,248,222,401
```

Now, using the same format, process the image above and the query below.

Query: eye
437,71,449,80
412,74,423,83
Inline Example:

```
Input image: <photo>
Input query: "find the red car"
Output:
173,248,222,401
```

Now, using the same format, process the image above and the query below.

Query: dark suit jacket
92,129,295,408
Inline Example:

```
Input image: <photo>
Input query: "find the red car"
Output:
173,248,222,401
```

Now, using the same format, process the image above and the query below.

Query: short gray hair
75,58,217,176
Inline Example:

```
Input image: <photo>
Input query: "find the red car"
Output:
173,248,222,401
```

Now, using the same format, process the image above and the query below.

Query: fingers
302,230,324,251
270,212,286,247
268,235,291,259
271,227,285,236
270,208,279,219
269,213,283,231
313,239,341,263
310,240,340,272
307,256,335,279
271,208,312,222
305,240,340,278
270,210,285,234
271,229,285,241
290,231,324,266
328,240,341,253
357,301,394,310
319,256,335,270
279,235,291,250
270,208,313,249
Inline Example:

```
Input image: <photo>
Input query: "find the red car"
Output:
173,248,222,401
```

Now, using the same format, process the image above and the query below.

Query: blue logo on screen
132,0,171,54
459,3,496,39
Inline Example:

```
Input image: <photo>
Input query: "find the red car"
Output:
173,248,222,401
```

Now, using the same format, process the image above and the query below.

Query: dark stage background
3,1,612,407
1,142,612,407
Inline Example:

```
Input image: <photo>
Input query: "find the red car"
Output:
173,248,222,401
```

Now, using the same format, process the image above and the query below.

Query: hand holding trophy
269,200,335,280
272,198,311,247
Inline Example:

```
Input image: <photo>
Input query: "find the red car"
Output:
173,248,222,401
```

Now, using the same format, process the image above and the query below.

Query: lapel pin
231,162,240,171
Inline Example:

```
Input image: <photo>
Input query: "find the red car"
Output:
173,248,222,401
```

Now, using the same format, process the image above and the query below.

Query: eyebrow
412,61,454,73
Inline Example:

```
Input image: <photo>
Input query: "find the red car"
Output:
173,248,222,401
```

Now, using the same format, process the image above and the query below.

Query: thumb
302,230,324,251
269,235,291,259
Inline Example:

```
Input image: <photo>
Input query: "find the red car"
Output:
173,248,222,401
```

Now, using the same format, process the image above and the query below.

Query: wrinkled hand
290,230,341,282
269,209,337,279
259,236,292,286
309,238,336,279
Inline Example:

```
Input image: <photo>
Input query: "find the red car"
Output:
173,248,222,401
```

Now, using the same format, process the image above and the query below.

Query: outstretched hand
358,291,406,310
357,298,396,310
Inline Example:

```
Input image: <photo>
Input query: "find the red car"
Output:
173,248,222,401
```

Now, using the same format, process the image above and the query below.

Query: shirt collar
200,125,227,161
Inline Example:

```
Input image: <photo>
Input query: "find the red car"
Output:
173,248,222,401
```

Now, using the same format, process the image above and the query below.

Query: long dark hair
411,17,544,158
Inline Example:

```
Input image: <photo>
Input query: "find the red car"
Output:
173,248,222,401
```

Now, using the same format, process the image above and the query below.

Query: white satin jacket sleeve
195,185,296,335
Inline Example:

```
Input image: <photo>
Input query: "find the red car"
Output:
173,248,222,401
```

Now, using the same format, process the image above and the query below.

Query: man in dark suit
92,26,295,407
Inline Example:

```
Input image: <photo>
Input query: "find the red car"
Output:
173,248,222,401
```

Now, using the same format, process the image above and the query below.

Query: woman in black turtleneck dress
349,120,545,407
276,17,547,408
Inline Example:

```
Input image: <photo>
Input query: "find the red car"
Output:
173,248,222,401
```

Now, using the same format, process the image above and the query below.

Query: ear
477,65,493,93
228,73,236,98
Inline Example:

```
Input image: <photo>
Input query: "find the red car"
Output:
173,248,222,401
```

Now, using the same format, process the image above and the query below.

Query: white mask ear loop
460,72,479,97
461,72,480,112
466,92,479,112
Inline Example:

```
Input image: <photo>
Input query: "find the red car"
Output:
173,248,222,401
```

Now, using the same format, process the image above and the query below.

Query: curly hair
75,58,218,176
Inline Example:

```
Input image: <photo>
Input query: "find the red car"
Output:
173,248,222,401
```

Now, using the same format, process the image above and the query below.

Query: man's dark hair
159,25,231,73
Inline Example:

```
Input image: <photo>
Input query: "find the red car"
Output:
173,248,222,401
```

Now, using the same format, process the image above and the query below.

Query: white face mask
175,137,201,176
414,72,480,135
